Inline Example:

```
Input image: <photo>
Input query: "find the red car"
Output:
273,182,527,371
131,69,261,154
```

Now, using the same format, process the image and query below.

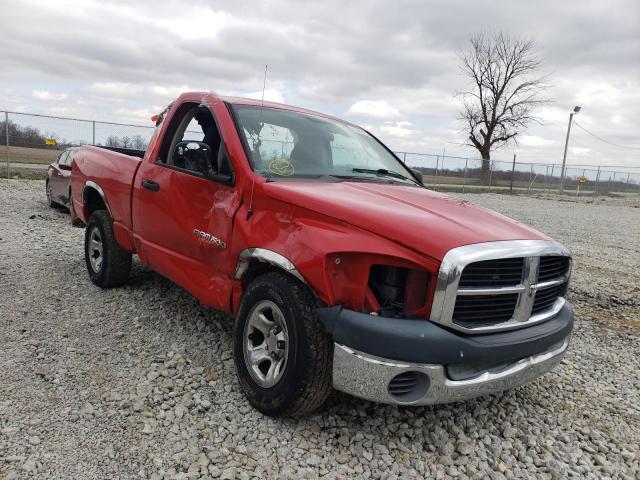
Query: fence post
488,161,493,193
5,111,9,179
543,165,549,192
509,154,516,193
434,155,439,190
611,171,616,193
462,158,468,194
403,152,407,164
626,172,631,193
528,163,533,193
593,166,601,201
92,121,96,145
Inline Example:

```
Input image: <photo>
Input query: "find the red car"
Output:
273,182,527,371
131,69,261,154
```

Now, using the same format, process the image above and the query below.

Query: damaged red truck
71,92,573,416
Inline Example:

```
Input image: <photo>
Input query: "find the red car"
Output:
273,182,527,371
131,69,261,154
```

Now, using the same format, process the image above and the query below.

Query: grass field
2,145,61,165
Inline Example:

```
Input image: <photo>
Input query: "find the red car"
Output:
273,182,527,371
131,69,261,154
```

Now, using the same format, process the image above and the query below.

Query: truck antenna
247,64,268,221
258,64,268,126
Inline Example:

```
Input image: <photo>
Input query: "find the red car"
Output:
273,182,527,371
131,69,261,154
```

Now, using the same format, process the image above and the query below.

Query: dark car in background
46,147,77,208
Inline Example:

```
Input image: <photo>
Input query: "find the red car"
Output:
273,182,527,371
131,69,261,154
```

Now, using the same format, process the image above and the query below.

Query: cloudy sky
1,0,639,170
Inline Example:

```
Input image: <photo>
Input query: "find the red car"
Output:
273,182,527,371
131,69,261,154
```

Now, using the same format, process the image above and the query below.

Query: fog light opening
387,371,430,403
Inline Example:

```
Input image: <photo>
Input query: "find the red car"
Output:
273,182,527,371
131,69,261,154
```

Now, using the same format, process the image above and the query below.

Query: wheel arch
83,181,112,216
235,248,308,288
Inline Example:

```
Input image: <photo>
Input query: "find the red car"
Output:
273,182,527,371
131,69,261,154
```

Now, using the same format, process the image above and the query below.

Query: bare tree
458,32,549,183
105,135,121,147
131,134,148,151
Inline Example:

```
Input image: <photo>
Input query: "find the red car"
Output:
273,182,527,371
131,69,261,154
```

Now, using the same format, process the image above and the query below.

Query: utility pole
559,106,581,193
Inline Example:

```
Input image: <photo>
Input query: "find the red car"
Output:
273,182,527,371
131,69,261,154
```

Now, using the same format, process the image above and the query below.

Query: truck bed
71,145,144,230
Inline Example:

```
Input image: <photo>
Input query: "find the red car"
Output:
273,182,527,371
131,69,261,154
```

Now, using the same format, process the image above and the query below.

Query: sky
0,0,639,171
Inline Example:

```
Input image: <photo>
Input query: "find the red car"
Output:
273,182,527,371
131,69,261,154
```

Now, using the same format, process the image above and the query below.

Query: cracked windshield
233,106,418,184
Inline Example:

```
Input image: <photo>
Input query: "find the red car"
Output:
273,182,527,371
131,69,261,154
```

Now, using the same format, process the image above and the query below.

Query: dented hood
263,181,549,261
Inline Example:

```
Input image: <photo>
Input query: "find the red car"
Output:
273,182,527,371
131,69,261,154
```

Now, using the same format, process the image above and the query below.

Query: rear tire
84,210,131,288
233,271,333,416
46,180,57,208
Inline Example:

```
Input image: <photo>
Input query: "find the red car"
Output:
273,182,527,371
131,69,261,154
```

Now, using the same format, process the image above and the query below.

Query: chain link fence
396,152,639,197
2,110,639,197
1,110,156,179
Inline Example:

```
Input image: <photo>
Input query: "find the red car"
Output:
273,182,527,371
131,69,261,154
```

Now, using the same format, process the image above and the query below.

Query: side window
182,118,205,142
62,150,75,165
57,151,69,165
158,103,228,178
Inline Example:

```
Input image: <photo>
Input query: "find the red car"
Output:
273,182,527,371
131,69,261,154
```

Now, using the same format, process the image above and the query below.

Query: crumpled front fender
231,203,440,312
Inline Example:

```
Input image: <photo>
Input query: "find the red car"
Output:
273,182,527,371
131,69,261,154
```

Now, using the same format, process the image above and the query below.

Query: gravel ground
1,180,638,480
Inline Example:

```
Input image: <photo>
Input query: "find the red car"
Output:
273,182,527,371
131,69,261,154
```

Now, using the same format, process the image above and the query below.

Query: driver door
132,102,241,308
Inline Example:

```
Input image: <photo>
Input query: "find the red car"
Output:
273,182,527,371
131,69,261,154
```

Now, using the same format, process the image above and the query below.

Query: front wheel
233,271,333,416
84,210,132,288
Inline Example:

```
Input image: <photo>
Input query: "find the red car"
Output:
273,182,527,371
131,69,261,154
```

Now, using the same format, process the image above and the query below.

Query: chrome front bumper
332,338,569,406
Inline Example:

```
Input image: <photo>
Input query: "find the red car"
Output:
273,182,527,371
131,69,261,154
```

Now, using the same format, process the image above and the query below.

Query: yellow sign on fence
578,177,588,184
45,138,56,146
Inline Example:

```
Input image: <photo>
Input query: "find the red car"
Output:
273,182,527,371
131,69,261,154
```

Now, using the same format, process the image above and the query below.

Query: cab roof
177,91,359,129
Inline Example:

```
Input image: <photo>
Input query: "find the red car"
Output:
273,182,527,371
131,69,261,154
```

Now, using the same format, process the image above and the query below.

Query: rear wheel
233,271,333,416
84,210,131,288
46,181,57,208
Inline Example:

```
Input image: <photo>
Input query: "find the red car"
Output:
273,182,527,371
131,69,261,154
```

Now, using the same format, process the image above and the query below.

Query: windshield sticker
268,159,295,176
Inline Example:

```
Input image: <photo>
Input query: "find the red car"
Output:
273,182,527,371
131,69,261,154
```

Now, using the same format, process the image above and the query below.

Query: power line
573,120,640,150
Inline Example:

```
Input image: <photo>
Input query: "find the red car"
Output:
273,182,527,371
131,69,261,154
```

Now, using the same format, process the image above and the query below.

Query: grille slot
387,371,430,402
538,256,570,282
458,258,524,287
388,372,419,396
532,284,566,315
453,293,518,327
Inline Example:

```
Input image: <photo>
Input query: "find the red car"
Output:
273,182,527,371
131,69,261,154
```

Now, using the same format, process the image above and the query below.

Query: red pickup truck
71,92,573,416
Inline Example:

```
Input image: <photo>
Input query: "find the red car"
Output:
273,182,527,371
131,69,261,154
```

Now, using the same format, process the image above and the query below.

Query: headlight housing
324,253,436,318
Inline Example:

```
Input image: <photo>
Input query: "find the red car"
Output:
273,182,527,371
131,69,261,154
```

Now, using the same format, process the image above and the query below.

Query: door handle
142,179,160,192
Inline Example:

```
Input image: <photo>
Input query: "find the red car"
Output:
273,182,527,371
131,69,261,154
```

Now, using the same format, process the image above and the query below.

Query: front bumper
319,303,573,405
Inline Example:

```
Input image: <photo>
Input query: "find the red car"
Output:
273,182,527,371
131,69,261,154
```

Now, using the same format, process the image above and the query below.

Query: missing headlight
368,265,429,317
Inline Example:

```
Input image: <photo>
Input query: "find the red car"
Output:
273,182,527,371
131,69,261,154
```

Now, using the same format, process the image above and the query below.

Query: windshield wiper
351,168,417,184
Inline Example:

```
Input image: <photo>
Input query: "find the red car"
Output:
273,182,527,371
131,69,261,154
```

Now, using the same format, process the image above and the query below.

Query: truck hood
263,181,549,261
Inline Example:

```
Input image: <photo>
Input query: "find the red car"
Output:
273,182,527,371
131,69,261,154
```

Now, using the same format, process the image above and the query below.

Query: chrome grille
458,258,524,287
429,240,572,334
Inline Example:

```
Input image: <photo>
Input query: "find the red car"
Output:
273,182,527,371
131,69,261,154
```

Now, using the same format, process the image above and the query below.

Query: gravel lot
1,180,639,480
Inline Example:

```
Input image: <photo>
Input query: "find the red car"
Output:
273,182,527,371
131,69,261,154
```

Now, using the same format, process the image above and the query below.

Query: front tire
233,272,333,416
84,210,131,288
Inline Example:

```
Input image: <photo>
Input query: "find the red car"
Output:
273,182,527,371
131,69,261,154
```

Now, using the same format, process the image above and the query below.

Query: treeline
104,135,148,150
0,119,71,149
0,120,149,151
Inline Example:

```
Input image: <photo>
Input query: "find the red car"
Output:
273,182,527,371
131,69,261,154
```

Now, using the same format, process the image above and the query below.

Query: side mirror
411,168,424,184
173,141,215,177
59,163,72,171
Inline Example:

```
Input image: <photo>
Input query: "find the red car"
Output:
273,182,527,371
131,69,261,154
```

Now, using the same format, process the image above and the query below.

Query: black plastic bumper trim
318,303,574,365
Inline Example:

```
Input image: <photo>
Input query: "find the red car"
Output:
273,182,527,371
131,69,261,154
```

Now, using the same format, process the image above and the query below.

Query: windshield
232,105,418,184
